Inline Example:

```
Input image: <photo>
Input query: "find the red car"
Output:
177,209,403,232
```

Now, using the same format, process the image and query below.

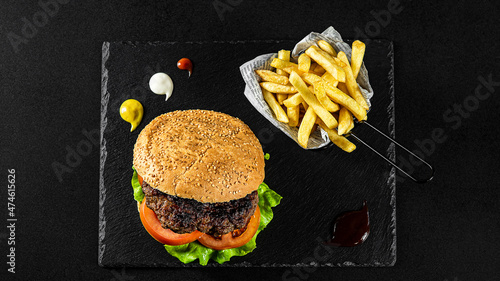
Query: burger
131,110,281,265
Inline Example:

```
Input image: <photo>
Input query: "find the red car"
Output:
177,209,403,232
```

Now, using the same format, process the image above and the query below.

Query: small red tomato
177,58,193,77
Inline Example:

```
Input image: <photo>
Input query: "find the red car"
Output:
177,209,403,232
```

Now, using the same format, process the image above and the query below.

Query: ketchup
325,200,370,247
177,58,193,77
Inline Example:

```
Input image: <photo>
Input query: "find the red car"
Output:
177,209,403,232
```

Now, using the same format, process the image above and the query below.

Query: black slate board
99,40,395,267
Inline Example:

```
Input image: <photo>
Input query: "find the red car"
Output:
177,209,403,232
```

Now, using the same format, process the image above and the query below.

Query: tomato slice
197,206,261,250
137,173,144,186
139,199,202,246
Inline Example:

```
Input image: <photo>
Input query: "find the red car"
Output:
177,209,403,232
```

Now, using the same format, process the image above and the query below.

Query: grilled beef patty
142,181,259,237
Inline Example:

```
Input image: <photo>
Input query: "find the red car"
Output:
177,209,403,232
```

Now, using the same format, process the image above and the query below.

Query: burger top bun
133,110,265,203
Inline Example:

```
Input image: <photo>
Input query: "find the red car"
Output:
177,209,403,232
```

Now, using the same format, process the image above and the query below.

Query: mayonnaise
149,72,174,101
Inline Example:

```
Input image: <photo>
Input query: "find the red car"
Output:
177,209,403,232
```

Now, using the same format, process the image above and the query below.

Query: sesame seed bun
133,110,265,203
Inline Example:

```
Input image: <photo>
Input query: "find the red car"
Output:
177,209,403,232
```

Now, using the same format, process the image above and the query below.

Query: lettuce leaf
131,166,282,265
131,167,144,202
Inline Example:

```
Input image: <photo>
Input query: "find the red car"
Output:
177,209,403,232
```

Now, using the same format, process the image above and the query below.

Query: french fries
351,40,365,79
337,82,348,94
318,120,356,153
262,88,289,123
283,93,304,107
270,58,298,70
281,65,305,76
313,63,326,75
324,84,367,121
297,106,317,148
317,40,337,57
281,65,304,76
289,71,338,129
301,101,309,111
274,60,323,77
300,72,323,86
321,72,339,88
313,81,340,112
298,53,311,72
337,107,354,135
277,94,288,104
305,45,346,83
337,52,369,110
277,50,291,77
255,70,289,85
260,82,298,94
287,105,300,127
258,39,370,151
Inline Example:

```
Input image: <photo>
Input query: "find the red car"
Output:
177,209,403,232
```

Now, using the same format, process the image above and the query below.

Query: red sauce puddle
325,200,370,247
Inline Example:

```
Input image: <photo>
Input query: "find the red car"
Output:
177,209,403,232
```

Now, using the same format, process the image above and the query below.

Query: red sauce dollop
177,58,193,77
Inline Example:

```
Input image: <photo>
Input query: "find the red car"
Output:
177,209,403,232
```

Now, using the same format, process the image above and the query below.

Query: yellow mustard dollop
120,99,143,132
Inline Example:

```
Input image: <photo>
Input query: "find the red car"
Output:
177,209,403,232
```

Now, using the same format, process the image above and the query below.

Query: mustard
120,99,143,132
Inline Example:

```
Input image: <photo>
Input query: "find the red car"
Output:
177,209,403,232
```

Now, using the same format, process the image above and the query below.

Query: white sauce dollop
149,72,174,101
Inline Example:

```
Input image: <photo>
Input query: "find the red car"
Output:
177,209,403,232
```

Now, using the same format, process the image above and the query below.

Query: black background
1,0,499,280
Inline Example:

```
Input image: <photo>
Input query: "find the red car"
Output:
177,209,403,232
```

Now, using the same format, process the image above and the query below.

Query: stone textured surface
99,40,395,267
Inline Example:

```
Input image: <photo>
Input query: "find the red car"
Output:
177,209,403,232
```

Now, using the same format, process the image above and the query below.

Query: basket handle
350,121,434,184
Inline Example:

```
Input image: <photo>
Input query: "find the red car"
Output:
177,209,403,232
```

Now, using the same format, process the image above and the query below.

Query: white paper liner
240,26,374,149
